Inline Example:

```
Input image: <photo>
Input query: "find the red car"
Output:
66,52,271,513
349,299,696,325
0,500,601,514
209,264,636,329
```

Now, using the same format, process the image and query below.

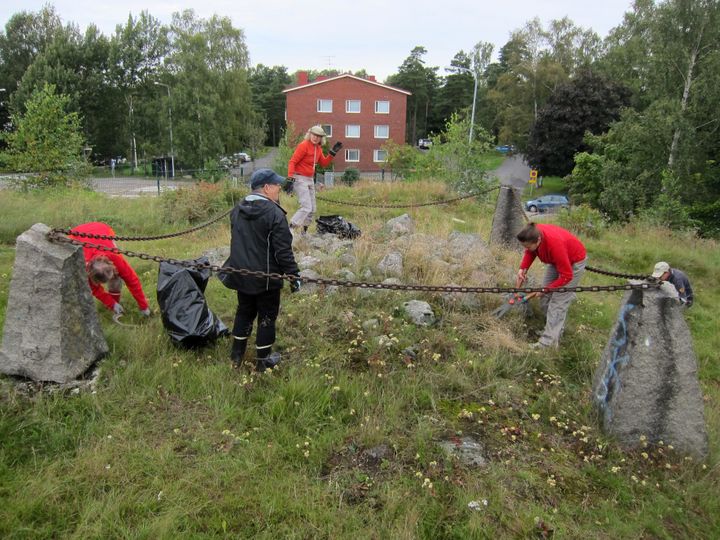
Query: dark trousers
232,289,281,358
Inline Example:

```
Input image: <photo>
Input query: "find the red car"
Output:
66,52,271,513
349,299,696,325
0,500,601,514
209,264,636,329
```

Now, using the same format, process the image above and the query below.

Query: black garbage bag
316,215,361,239
157,257,229,347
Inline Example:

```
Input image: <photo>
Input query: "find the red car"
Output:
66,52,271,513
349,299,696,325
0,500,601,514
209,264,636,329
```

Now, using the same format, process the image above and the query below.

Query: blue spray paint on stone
595,302,636,422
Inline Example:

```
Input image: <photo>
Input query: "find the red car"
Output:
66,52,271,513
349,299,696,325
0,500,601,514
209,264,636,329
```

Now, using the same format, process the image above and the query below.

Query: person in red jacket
287,125,342,234
69,222,151,317
515,222,587,349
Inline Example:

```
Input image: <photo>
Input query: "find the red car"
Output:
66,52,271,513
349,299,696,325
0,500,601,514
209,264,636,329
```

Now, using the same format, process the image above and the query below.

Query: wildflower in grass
641,452,649,459
532,414,541,421
422,478,433,489
222,429,231,435
303,450,310,458
631,475,638,483
611,466,621,473
546,476,556,487
415,471,423,478
173,428,181,434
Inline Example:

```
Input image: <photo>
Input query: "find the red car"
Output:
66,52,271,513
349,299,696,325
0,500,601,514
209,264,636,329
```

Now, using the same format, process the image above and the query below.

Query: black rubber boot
255,351,282,373
230,337,247,368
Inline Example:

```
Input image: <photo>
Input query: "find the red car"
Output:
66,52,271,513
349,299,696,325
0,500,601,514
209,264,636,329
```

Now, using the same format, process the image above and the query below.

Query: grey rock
403,300,436,326
377,252,403,277
298,255,321,270
339,253,356,266
335,268,356,282
490,187,526,248
591,286,708,458
438,436,488,467
381,277,403,286
298,269,321,294
361,269,373,280
362,319,380,332
0,224,109,383
447,231,489,260
385,213,415,235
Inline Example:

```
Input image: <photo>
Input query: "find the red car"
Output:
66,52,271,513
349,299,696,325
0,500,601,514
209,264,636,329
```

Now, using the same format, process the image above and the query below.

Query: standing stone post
0,224,108,383
490,187,526,248
591,285,708,457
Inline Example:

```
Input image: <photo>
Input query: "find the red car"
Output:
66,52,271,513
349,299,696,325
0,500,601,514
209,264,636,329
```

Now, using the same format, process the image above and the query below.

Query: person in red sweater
515,222,587,349
287,125,342,234
69,222,151,317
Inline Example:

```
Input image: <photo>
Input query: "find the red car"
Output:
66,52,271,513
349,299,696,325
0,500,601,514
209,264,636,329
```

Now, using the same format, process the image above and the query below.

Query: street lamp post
154,82,175,178
447,67,478,144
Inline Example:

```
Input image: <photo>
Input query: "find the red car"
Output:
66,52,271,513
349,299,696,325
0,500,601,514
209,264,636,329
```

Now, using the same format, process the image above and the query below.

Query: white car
234,152,251,163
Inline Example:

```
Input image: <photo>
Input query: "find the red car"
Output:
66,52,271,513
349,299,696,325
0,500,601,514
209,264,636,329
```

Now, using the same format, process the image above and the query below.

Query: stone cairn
591,285,708,458
490,187,526,248
0,224,108,383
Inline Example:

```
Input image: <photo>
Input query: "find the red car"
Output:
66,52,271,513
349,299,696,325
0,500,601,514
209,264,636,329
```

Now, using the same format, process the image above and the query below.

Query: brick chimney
367,75,376,82
297,71,309,85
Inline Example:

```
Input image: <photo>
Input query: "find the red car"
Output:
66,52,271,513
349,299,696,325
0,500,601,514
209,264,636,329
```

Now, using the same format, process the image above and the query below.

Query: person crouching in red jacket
515,222,587,349
69,222,151,317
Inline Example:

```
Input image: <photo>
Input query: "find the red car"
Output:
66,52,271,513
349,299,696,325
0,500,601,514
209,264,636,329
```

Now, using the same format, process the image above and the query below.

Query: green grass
0,183,718,538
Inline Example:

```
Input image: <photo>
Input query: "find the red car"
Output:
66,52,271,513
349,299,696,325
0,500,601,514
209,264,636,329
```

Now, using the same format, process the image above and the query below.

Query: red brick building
283,73,410,173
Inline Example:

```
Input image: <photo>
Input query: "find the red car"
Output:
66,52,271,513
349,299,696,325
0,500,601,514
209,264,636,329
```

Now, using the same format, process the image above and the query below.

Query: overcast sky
2,1,635,82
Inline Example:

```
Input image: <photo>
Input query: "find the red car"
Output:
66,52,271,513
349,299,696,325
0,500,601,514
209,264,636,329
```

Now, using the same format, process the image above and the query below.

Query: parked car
525,194,569,213
417,138,432,149
234,152,251,163
495,144,516,154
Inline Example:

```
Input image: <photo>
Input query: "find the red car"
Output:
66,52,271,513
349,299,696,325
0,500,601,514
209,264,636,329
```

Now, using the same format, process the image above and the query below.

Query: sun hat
308,125,326,137
651,261,670,278
250,168,285,190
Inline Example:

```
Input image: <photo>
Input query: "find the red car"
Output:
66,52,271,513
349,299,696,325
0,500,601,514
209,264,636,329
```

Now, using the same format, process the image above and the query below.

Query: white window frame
317,99,333,113
345,149,360,162
373,149,388,163
321,124,333,137
374,125,389,139
375,100,390,114
345,125,360,138
346,100,361,113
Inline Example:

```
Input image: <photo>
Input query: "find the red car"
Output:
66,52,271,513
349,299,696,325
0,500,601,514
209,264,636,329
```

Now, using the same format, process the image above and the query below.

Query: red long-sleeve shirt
287,139,334,178
520,223,586,289
69,222,149,311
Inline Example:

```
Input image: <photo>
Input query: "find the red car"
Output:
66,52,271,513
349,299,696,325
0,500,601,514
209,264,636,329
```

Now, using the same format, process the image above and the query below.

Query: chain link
49,231,659,296
315,185,500,209
50,207,233,242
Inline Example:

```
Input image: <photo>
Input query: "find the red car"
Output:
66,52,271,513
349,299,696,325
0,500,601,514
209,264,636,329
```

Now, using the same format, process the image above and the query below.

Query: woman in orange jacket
287,125,342,234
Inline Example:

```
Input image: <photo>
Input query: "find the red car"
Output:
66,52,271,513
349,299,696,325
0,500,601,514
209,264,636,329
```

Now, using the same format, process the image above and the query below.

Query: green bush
341,168,360,186
161,182,228,224
556,204,606,238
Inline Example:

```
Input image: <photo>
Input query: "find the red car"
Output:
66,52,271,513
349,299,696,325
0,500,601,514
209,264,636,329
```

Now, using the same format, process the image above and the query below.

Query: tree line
0,1,718,235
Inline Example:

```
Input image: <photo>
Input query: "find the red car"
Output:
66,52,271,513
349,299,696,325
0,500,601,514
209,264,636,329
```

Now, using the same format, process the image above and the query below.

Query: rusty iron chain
49,231,659,296
315,185,500,209
50,207,233,242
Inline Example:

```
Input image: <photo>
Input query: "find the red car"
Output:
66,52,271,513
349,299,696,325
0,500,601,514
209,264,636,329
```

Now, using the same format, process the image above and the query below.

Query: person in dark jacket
222,168,300,372
652,261,694,307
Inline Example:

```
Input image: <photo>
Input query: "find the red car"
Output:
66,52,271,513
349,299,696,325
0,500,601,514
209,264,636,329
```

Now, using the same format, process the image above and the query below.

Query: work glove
140,308,152,317
289,279,302,293
329,141,343,156
283,178,295,194
112,303,124,316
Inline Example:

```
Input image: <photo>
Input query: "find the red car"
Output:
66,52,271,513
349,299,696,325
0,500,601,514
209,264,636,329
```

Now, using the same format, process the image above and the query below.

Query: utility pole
154,82,175,178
